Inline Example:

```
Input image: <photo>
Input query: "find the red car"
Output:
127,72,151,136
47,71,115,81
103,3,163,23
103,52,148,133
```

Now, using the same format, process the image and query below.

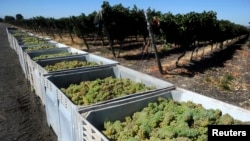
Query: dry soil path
0,23,57,141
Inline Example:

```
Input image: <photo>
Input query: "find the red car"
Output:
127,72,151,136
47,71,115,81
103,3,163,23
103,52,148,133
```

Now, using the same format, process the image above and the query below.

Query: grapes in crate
44,60,99,71
60,76,156,105
103,97,250,141
32,52,76,60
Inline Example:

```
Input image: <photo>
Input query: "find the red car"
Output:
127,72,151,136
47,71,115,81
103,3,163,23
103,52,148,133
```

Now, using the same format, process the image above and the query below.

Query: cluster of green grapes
103,97,250,141
22,39,47,45
25,44,56,51
44,60,99,71
20,36,47,45
32,52,76,61
60,76,156,106
12,32,28,37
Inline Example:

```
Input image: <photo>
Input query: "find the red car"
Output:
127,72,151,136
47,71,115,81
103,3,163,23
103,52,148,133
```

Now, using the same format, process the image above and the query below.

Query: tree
100,1,138,57
145,9,164,74
16,14,24,20
0,18,3,22
4,16,15,23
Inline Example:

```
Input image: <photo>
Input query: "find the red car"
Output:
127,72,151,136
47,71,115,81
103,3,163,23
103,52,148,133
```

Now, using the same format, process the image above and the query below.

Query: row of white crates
5,28,176,141
6,27,250,141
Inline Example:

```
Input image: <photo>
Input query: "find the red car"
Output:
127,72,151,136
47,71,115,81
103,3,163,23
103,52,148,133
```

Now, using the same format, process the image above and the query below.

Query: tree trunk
176,48,186,67
69,32,74,43
144,10,164,74
81,36,89,50
190,47,198,61
103,22,117,58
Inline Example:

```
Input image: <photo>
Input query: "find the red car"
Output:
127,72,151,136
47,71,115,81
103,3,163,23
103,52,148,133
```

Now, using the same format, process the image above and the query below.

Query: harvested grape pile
32,52,76,60
61,76,156,105
13,33,47,45
103,97,250,141
25,44,56,51
44,60,99,71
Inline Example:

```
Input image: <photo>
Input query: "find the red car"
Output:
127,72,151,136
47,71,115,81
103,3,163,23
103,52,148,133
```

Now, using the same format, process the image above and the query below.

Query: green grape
44,60,98,71
60,77,156,106
102,98,250,141
25,44,56,51
32,52,76,60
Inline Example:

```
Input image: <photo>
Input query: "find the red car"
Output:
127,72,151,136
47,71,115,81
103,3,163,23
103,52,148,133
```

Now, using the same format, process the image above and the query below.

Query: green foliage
103,98,250,141
162,43,171,51
16,14,24,21
60,76,156,106
44,60,99,71
219,73,234,91
8,2,249,60
247,40,250,48
204,77,212,82
4,15,15,23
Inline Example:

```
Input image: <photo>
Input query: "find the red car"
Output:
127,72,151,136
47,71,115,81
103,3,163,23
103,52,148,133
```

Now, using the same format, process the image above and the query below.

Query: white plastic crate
32,54,118,105
24,47,88,86
43,65,175,141
43,76,61,138
35,53,119,76
76,87,250,141
5,28,13,49
11,35,17,51
13,37,20,54
16,34,69,57
17,43,58,80
6,27,19,51
12,33,53,78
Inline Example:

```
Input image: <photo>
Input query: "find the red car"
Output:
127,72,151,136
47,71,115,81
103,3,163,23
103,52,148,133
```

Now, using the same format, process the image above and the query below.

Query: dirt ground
46,31,250,110
64,33,250,111
107,37,250,110
0,23,57,141
0,22,249,141
109,38,250,110
31,30,250,110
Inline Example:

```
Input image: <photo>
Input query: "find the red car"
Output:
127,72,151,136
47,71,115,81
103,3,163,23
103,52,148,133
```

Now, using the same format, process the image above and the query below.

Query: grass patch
219,73,234,91
30,85,35,93
162,43,171,51
204,77,212,82
247,40,250,48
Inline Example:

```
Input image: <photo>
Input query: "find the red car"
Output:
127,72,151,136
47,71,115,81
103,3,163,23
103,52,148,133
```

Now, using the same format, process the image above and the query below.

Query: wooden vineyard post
144,9,164,74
